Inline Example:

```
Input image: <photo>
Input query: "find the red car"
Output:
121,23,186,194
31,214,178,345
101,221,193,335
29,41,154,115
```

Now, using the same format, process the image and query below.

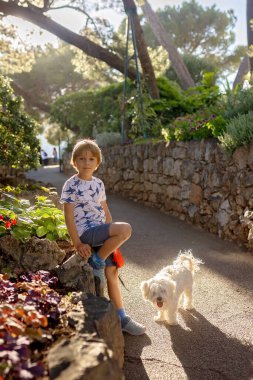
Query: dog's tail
176,250,203,273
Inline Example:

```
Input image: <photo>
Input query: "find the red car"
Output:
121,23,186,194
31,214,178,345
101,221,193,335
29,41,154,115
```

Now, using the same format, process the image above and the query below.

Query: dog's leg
166,301,179,326
154,309,167,322
183,286,193,310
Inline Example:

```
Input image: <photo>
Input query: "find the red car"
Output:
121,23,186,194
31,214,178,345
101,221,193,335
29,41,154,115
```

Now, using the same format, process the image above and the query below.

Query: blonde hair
71,139,102,168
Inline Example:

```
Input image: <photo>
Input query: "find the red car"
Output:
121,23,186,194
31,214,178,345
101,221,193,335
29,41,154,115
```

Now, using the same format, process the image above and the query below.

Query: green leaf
11,228,31,241
0,225,6,234
36,226,47,237
46,233,55,241
45,221,56,232
57,227,67,239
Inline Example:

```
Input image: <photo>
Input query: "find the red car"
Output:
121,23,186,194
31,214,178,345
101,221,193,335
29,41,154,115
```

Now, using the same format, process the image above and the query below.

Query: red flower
5,221,11,229
0,215,4,221
11,219,17,225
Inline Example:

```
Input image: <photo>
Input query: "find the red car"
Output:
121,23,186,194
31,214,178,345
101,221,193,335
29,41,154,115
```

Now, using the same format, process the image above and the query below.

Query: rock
48,333,124,380
189,184,202,205
68,296,124,369
55,254,96,295
0,236,66,272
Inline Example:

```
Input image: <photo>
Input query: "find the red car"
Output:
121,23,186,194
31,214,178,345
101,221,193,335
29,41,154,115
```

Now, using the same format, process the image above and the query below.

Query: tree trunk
0,0,137,81
233,55,250,89
140,0,195,90
122,0,160,99
247,0,253,73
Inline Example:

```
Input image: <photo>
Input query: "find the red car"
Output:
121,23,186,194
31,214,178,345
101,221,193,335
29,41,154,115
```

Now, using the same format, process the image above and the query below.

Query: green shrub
218,113,253,153
126,91,163,139
50,73,222,141
184,72,221,112
50,82,128,138
223,87,253,120
162,108,226,142
206,115,227,137
0,76,40,170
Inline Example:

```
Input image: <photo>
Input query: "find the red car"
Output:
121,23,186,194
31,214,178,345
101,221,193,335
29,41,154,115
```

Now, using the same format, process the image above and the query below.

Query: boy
60,139,146,335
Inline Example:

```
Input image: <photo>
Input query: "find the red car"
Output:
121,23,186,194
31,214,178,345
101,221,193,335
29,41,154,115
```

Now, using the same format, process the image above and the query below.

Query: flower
0,215,4,221
5,221,11,229
11,219,17,225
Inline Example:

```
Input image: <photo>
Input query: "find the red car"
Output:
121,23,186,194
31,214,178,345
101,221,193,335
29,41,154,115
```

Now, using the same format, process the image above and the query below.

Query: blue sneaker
88,253,106,287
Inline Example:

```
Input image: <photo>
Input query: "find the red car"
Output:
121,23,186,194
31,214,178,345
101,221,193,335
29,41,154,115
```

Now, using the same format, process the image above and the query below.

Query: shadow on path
109,195,253,294
167,309,253,380
124,333,152,380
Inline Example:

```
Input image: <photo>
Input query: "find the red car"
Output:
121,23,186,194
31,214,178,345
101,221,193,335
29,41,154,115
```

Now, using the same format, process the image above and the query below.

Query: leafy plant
0,193,68,241
222,86,253,120
0,271,61,379
161,107,226,142
184,72,221,112
0,184,50,195
126,91,162,139
218,112,253,153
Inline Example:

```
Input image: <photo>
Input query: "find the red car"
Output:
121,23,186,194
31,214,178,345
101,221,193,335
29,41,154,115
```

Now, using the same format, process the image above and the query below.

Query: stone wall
63,139,253,251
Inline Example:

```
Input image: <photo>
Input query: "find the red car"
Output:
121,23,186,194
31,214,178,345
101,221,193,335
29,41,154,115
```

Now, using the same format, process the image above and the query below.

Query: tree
166,53,216,84
0,0,160,99
247,0,253,73
141,0,245,75
233,56,250,89
122,0,159,98
0,21,36,75
0,0,137,80
12,43,89,114
0,75,40,170
138,0,194,90
233,0,253,88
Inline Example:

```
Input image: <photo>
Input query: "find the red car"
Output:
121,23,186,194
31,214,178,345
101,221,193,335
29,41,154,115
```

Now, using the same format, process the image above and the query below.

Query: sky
6,0,247,47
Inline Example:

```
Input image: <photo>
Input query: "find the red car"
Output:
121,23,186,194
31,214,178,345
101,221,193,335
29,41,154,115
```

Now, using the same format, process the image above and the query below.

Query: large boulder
68,296,124,369
48,333,124,380
48,295,125,380
0,235,66,272
54,254,96,295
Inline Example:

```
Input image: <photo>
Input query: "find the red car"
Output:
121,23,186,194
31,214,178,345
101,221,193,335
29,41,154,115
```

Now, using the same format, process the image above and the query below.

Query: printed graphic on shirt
60,175,106,236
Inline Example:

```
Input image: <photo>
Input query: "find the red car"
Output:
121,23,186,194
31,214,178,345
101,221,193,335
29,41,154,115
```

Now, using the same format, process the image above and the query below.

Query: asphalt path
26,166,253,380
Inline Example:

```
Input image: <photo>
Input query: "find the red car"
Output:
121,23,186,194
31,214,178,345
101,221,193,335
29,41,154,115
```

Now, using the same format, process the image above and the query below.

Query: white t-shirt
60,174,106,236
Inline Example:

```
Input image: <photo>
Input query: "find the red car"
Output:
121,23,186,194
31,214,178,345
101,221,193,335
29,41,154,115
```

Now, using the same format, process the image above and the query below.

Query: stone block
189,184,203,205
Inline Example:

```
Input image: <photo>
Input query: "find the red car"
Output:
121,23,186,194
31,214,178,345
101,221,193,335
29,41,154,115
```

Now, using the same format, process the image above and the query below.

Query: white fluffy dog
140,250,203,326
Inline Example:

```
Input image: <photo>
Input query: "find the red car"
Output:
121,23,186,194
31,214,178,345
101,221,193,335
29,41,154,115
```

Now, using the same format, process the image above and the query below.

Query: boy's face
74,150,98,180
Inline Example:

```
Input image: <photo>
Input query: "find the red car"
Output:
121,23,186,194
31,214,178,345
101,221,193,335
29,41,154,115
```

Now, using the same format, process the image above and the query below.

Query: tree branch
0,0,137,80
49,4,101,35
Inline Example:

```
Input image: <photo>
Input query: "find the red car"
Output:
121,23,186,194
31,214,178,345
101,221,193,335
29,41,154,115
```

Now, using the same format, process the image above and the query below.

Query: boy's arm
63,203,91,259
101,201,112,223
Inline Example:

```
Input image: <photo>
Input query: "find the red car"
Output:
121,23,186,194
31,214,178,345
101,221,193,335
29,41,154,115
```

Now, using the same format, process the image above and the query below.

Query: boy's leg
105,265,146,336
105,266,123,309
98,222,132,260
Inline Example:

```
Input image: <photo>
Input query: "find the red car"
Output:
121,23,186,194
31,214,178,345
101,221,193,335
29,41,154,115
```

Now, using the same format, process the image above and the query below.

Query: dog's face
140,277,175,309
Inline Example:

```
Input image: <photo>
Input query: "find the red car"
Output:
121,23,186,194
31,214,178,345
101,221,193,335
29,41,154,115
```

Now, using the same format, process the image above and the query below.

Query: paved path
26,167,253,380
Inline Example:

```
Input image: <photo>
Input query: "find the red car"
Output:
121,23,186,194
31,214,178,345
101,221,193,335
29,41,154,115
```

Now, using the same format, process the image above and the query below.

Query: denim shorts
80,223,116,267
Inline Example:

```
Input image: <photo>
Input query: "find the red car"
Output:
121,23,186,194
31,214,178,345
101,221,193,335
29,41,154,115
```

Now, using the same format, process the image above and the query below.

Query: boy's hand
75,242,91,259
